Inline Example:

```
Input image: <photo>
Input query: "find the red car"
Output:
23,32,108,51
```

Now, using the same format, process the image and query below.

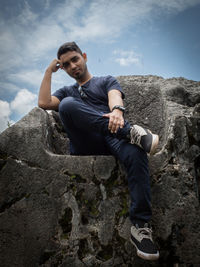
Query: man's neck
76,72,93,86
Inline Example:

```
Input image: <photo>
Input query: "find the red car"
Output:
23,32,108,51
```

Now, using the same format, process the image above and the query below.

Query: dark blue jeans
59,97,152,224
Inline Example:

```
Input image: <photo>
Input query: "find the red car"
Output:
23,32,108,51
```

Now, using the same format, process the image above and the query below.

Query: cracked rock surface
0,75,200,266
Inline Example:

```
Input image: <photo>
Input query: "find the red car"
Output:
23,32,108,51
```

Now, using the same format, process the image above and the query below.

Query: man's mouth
73,69,80,75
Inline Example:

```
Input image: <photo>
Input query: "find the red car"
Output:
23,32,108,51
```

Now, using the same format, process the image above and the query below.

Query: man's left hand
103,109,124,133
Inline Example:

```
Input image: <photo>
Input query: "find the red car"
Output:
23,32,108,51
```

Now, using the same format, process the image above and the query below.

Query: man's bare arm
38,59,61,110
107,89,124,111
103,89,124,133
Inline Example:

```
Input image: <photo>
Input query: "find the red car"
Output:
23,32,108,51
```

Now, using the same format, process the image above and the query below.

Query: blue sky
0,0,200,132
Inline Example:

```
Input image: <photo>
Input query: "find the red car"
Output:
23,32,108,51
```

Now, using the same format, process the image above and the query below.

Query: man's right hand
47,59,62,73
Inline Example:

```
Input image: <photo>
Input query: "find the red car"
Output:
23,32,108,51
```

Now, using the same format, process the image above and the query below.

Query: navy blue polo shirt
53,75,125,113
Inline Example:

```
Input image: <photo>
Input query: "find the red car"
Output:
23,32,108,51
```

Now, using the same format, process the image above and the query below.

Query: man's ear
82,53,87,62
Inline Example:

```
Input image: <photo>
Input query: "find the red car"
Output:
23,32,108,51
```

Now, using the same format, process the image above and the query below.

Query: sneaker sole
149,132,159,155
130,238,159,261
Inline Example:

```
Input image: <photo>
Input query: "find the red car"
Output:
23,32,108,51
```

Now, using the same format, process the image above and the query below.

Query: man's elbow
38,100,48,110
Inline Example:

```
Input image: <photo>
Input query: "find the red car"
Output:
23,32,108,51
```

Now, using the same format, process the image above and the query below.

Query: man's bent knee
59,97,79,114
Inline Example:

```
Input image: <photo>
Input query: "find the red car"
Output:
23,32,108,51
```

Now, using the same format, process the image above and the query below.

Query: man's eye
63,62,69,68
72,57,78,62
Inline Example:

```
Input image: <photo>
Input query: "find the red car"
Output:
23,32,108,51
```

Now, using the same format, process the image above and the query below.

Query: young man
38,42,159,260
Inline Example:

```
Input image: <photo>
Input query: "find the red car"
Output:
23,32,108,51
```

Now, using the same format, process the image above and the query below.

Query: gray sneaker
130,125,159,155
130,223,159,261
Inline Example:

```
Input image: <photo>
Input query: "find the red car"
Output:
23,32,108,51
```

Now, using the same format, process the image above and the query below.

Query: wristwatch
112,105,125,113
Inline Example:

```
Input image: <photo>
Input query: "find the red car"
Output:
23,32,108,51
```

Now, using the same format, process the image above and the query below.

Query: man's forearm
109,96,124,111
38,58,61,110
108,90,124,111
38,68,53,108
103,89,124,133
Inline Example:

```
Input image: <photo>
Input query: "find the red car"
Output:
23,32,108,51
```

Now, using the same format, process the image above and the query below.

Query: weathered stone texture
0,75,200,266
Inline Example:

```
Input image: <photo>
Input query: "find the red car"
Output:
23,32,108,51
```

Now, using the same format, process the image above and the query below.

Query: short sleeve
105,75,125,99
52,86,68,102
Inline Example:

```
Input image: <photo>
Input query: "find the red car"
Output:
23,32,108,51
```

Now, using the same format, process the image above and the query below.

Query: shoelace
130,126,142,146
138,227,153,241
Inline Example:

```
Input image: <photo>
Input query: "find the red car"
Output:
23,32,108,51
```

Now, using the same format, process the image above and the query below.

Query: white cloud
0,89,38,133
63,0,200,41
152,0,200,13
0,100,11,118
0,82,21,94
10,89,37,116
44,0,51,10
17,1,38,25
114,50,142,67
8,70,44,88
66,0,151,41
51,70,72,88
25,24,65,60
0,100,12,133
0,27,24,70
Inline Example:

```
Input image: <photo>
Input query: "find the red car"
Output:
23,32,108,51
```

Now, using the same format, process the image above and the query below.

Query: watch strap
112,105,125,113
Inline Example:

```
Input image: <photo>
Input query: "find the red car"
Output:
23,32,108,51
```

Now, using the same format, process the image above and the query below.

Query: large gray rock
0,75,200,266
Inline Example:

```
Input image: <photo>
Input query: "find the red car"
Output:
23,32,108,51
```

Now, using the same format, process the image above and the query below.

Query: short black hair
57,42,82,59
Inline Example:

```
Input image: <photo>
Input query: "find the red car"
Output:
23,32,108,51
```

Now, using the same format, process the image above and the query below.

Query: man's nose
70,62,76,69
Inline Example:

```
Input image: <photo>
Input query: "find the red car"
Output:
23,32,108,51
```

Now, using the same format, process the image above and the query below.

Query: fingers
108,116,124,133
102,113,110,118
119,118,124,129
50,59,62,72
55,59,62,71
58,60,63,69
103,111,124,133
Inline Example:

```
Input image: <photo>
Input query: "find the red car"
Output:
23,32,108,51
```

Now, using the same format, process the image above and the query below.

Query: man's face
60,51,87,80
